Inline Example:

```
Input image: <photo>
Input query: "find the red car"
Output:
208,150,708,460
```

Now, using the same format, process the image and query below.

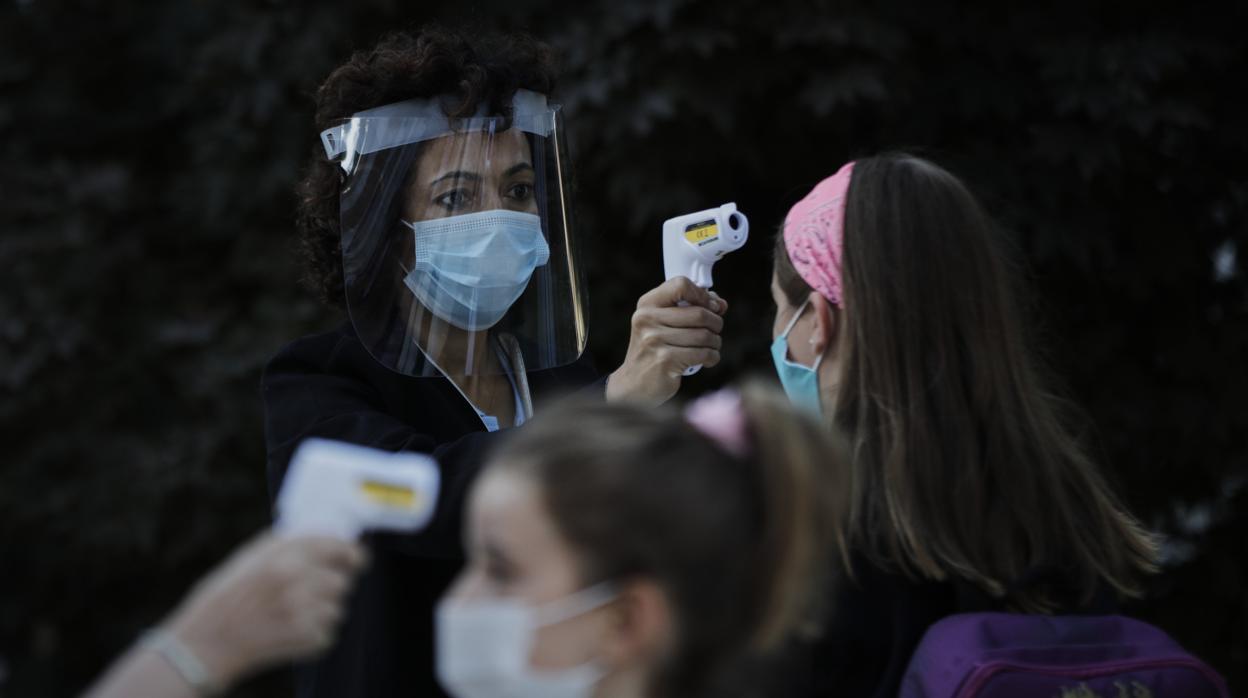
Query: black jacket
261,321,601,698
761,565,995,698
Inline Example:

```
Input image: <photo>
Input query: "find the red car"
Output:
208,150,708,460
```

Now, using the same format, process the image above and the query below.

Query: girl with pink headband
766,153,1159,697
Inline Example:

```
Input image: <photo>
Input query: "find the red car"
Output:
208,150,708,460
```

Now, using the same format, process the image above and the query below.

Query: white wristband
139,628,222,697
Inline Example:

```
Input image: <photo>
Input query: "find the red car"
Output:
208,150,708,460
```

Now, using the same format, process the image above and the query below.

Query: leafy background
1,0,1244,695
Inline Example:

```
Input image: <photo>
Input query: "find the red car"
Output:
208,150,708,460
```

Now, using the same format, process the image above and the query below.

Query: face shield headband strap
320,89,555,173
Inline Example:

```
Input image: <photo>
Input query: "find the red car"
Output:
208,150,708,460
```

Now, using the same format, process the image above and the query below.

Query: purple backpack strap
899,613,1230,698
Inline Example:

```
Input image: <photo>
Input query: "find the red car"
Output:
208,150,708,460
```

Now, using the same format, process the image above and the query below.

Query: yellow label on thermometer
684,220,719,246
360,480,419,509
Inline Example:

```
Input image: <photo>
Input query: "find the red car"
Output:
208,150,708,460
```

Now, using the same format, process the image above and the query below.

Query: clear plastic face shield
323,90,587,378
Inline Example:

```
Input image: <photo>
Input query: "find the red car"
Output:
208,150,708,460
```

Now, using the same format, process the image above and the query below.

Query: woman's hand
607,276,728,406
162,531,367,687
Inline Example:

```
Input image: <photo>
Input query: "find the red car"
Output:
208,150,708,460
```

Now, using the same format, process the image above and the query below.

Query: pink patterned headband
684,388,750,458
782,161,855,307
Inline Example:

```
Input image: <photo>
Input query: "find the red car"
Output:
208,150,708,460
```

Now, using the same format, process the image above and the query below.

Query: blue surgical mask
770,299,824,415
403,210,551,331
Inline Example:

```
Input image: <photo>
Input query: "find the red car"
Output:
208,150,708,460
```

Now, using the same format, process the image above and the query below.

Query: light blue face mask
770,298,824,415
403,209,551,331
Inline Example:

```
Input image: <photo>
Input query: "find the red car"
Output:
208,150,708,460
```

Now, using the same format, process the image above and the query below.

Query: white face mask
435,583,616,698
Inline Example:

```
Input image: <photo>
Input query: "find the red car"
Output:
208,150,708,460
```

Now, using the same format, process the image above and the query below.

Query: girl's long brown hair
774,153,1158,612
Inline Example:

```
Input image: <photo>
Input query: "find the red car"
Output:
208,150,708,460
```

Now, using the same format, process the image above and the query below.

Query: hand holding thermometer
662,202,749,376
276,438,440,539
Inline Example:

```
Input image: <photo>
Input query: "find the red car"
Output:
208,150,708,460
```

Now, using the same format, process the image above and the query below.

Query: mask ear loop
463,295,478,375
780,298,811,339
780,298,824,370
533,581,618,628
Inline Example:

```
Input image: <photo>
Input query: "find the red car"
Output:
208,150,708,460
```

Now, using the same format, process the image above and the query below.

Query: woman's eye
506,183,533,201
435,189,471,211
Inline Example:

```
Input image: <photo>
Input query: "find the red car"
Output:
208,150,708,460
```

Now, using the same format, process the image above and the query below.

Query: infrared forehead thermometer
663,202,749,376
276,438,440,539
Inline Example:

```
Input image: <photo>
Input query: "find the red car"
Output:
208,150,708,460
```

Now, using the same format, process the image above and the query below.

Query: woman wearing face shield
262,29,726,698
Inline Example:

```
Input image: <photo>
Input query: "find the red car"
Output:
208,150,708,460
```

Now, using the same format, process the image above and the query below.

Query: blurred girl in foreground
435,382,848,698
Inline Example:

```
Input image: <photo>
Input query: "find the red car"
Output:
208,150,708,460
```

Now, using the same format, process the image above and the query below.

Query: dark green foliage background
1,1,1244,695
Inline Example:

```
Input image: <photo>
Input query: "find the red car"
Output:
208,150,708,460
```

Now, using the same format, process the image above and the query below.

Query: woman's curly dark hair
294,27,558,306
